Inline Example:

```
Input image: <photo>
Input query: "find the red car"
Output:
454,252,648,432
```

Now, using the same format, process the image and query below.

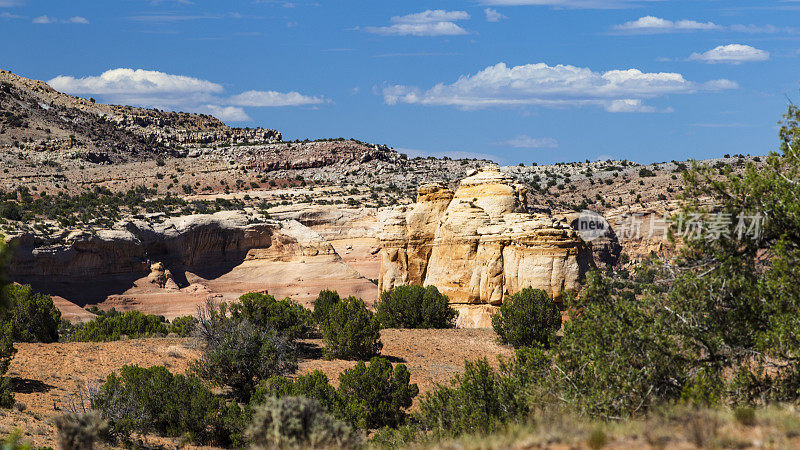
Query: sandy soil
0,329,510,448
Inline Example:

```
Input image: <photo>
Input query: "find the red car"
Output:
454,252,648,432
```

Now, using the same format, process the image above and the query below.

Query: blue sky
2,1,800,164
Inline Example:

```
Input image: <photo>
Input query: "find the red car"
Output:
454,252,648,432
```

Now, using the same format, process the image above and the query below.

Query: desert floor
0,328,512,448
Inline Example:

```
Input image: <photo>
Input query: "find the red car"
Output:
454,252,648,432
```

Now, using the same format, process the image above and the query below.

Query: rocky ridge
0,70,279,163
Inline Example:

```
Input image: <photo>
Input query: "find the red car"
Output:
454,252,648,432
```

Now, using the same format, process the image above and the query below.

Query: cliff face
378,166,594,327
4,211,350,308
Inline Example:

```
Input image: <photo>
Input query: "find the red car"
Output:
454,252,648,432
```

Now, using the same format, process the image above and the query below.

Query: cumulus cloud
228,90,325,107
382,62,736,112
496,135,558,148
614,16,720,33
33,15,89,24
365,9,470,36
605,99,659,113
484,8,507,22
48,68,324,123
689,44,770,64
48,68,223,105
391,10,469,24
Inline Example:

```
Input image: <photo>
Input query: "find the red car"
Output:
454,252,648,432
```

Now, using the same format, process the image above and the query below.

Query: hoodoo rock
378,165,594,327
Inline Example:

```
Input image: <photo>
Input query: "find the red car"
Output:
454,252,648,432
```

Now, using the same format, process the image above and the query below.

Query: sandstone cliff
378,166,594,327
5,211,377,318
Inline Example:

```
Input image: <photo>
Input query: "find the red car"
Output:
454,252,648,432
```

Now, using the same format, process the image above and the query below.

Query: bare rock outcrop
5,211,341,302
378,166,594,327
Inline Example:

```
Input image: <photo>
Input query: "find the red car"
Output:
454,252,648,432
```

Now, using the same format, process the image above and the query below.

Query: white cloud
480,0,660,9
383,62,736,112
366,22,468,36
484,8,507,22
689,44,770,64
365,9,470,36
391,10,469,24
202,105,250,122
614,16,720,33
48,68,325,124
605,99,657,113
48,68,223,104
227,90,325,107
33,15,89,24
496,135,558,148
613,17,795,35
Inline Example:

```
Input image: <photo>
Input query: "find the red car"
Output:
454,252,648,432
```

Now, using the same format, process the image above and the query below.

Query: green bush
313,289,340,325
168,315,197,337
231,292,313,340
191,302,297,402
492,288,562,349
53,412,108,450
246,396,360,449
253,371,342,419
376,285,457,329
338,357,418,429
92,365,240,446
66,310,169,342
4,284,60,343
417,358,527,436
320,296,382,360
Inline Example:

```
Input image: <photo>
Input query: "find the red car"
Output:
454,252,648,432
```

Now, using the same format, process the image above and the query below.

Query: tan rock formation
5,211,378,318
378,165,594,327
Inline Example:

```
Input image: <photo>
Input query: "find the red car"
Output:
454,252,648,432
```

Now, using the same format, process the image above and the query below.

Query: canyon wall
5,211,378,318
378,166,594,327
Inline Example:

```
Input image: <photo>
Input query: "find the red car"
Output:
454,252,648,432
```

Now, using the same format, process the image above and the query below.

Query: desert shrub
734,406,756,426
417,358,528,436
168,315,197,337
253,371,343,419
4,284,60,343
320,296,382,360
231,292,313,339
191,302,297,402
53,411,108,450
92,365,240,445
492,288,561,349
246,396,360,449
639,167,656,177
312,289,340,324
587,427,607,449
338,357,418,429
376,285,457,329
66,310,169,342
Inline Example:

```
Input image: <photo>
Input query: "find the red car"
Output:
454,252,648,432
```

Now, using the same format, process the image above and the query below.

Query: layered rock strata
4,211,377,315
378,166,594,327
